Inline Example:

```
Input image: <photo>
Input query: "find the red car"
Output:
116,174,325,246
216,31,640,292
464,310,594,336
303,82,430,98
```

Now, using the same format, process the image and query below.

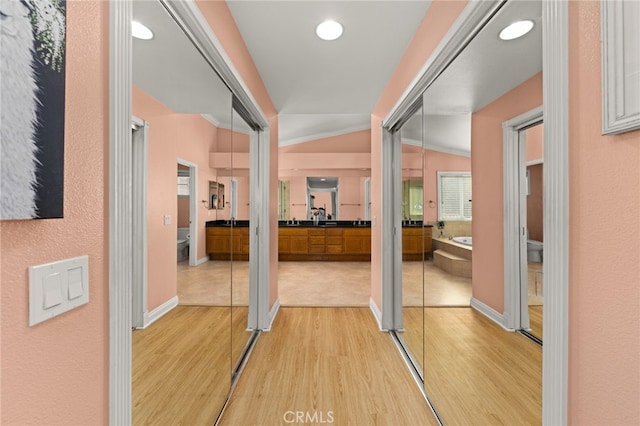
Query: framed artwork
601,0,640,135
0,0,67,219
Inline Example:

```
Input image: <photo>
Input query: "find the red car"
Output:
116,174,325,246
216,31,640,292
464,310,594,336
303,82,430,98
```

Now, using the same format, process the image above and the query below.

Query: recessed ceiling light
316,20,343,41
320,178,326,181
132,21,154,40
499,20,534,41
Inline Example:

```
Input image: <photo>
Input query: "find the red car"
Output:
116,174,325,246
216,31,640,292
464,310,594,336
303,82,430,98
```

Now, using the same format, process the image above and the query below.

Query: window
437,172,472,221
177,172,190,196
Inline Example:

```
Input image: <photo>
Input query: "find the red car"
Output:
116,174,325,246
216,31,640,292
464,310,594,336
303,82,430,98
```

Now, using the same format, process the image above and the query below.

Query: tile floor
177,259,473,307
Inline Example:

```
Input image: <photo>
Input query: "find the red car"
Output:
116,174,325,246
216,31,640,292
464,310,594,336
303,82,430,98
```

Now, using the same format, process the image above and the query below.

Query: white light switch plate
29,255,89,326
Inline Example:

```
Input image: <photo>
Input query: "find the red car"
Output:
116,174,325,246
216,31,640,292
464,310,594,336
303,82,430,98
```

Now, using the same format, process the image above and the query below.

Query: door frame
177,158,198,267
131,116,148,329
503,106,543,332
109,0,271,422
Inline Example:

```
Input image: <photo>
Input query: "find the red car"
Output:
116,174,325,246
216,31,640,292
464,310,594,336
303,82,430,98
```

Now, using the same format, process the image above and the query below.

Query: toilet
177,227,190,261
527,240,543,263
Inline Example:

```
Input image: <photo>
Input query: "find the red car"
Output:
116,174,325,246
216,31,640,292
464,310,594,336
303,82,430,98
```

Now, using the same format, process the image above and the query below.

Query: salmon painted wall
196,0,281,308
568,2,640,423
526,124,544,162
133,86,220,311
279,131,372,220
280,130,371,153
526,164,543,242
423,150,471,223
525,124,543,241
0,1,108,423
370,0,469,308
470,73,542,313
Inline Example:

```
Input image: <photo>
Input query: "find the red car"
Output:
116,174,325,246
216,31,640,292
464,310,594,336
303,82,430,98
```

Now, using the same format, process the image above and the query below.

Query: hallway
218,308,439,425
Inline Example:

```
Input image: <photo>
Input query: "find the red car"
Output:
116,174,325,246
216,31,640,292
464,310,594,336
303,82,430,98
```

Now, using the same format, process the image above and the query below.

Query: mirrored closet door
130,0,234,423
398,102,426,377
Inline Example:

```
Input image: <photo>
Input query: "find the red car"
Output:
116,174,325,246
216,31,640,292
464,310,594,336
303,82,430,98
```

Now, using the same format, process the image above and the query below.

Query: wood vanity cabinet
278,227,371,261
206,227,249,261
402,226,433,260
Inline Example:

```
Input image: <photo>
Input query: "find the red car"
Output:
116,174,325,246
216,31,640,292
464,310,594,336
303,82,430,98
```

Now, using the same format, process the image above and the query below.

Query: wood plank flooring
421,308,542,425
219,308,439,426
133,306,249,425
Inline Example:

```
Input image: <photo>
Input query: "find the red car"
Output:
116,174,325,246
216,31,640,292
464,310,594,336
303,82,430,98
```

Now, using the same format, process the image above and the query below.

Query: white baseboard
143,296,179,328
195,256,209,266
470,297,510,331
369,298,384,331
264,298,280,331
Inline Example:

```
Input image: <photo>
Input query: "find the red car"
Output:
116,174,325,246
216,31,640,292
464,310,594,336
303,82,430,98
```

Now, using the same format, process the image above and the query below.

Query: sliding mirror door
230,106,253,371
398,102,425,376
131,1,233,423
420,1,543,423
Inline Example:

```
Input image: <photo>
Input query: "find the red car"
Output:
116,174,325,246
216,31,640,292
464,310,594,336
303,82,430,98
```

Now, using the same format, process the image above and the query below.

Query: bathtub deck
433,249,472,278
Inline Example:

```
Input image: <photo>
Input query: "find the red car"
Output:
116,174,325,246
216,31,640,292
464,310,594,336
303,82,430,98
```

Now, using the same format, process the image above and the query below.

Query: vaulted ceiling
133,0,542,155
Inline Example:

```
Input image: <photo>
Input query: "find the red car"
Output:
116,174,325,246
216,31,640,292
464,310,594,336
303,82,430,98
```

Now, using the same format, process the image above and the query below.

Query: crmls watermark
283,410,335,424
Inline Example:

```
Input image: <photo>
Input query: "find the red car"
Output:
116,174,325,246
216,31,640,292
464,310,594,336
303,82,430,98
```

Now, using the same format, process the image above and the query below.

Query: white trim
109,1,132,423
542,1,569,423
131,117,149,330
380,128,401,331
110,0,272,421
470,297,510,331
264,298,280,332
248,128,270,330
369,298,384,331
502,106,543,331
195,256,209,266
383,1,505,129
403,137,471,157
278,124,371,147
177,158,198,267
526,159,543,167
423,143,470,158
601,0,640,135
141,296,179,329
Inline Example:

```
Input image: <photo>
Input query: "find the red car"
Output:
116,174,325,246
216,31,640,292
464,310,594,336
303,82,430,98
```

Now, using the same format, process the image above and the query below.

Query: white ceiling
133,0,542,154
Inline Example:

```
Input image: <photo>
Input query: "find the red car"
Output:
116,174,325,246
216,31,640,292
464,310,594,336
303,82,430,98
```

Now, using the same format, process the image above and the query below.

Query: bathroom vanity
206,220,433,261
278,224,372,261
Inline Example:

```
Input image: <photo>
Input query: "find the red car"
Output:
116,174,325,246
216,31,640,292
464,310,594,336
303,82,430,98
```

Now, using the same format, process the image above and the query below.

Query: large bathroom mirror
130,0,234,423
278,129,371,222
307,177,338,219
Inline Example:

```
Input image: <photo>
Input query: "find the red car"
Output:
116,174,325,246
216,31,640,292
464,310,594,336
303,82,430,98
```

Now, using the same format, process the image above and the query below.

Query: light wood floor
132,306,249,425
403,307,542,425
219,308,440,426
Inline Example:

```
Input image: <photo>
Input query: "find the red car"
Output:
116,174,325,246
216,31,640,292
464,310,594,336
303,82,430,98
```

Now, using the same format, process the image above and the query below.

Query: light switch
29,255,89,326
43,273,63,309
164,214,171,225
68,267,83,300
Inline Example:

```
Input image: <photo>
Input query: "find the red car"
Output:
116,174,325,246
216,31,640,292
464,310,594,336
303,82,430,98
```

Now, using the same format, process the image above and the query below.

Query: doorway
503,106,544,341
519,122,544,342
177,158,197,267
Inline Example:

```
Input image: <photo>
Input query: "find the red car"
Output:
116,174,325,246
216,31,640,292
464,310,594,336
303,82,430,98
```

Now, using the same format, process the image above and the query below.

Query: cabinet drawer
326,236,342,246
309,237,325,245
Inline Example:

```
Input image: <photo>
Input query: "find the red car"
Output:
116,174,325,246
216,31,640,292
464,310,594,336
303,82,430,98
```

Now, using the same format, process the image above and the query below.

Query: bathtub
452,236,472,246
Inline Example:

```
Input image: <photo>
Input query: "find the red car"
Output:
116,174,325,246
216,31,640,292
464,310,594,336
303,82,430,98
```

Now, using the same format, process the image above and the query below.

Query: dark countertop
206,220,433,228
279,220,371,228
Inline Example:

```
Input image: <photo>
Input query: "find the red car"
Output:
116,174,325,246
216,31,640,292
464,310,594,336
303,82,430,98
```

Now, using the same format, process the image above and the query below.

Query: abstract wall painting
1,0,66,220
